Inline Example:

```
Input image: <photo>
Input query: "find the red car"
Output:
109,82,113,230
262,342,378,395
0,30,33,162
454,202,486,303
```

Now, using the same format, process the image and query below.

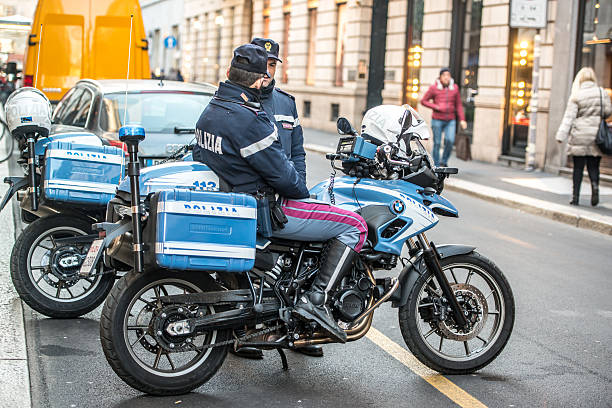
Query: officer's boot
591,181,599,207
293,239,357,343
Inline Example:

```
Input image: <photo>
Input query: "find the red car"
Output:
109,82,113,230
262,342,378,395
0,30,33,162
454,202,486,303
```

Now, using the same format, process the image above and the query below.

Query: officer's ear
226,68,230,79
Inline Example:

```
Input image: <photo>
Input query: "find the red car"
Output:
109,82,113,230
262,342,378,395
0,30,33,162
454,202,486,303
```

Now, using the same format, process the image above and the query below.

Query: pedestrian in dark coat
420,68,467,166
556,67,612,206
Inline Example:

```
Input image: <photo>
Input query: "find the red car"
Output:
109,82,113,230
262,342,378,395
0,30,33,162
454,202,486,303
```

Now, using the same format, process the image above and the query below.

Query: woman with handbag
556,67,612,206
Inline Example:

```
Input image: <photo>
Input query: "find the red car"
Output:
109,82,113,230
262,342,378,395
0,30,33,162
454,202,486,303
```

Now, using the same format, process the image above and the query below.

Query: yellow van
23,0,150,102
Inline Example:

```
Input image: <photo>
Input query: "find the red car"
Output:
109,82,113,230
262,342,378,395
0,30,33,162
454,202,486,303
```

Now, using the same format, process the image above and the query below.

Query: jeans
431,119,456,166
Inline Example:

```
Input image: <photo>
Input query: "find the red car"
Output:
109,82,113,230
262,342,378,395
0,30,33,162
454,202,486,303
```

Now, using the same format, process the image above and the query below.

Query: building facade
141,0,185,77
176,0,612,174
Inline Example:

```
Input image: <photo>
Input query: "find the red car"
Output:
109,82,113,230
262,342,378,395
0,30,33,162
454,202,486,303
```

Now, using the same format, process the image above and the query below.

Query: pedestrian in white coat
556,67,612,206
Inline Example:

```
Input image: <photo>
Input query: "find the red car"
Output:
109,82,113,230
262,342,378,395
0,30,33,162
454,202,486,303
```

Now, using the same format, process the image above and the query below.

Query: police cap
231,44,270,77
251,38,282,62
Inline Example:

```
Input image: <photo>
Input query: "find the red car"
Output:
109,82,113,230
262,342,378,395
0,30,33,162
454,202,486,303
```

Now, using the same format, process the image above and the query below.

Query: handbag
596,88,612,155
454,131,472,161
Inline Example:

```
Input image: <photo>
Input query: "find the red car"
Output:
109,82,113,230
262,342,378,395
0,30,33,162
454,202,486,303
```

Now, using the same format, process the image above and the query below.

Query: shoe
570,183,580,206
291,345,324,357
292,239,357,344
591,181,599,207
440,162,447,167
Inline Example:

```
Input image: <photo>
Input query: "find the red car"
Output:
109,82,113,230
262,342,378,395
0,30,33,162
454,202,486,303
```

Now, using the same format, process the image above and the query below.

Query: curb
0,158,32,408
303,143,612,236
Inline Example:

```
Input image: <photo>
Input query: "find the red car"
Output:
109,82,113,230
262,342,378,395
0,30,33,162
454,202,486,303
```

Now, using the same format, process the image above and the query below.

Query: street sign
510,0,548,29
164,35,177,49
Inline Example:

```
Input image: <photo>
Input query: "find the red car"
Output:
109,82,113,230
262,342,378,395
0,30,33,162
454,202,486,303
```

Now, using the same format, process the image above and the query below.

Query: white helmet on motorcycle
5,87,52,138
361,104,431,144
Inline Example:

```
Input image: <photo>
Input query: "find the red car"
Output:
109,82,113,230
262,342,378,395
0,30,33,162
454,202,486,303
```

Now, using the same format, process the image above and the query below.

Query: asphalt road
17,152,612,408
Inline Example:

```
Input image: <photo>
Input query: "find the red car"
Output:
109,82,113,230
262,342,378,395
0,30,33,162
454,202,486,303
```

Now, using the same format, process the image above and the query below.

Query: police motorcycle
96,105,514,396
2,88,217,318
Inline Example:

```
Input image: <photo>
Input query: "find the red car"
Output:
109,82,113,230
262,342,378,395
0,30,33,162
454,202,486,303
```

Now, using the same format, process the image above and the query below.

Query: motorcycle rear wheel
10,214,114,318
100,270,232,396
398,252,514,374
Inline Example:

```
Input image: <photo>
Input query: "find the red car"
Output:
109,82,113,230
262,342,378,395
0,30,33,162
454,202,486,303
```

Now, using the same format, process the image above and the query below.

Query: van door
36,11,87,101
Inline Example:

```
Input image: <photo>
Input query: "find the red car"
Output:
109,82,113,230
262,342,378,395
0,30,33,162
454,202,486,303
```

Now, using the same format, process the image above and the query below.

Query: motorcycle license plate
79,239,104,276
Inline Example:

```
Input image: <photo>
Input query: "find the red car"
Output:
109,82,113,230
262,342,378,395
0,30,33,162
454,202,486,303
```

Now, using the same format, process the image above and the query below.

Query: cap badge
265,42,272,51
240,93,249,102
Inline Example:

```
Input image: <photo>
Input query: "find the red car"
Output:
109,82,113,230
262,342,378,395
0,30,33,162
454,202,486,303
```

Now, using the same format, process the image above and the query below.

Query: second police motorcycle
86,104,515,395
3,88,218,318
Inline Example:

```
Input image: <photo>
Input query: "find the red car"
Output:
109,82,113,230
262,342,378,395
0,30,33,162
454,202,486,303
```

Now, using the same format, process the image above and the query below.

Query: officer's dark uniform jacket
194,80,309,199
260,80,306,181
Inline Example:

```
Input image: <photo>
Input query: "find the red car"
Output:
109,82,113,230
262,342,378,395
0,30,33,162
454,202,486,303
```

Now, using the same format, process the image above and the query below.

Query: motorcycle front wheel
10,214,115,318
100,270,232,396
398,251,515,374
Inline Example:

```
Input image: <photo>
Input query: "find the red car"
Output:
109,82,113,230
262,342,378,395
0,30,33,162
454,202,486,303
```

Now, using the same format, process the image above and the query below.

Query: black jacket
194,81,309,199
260,80,306,181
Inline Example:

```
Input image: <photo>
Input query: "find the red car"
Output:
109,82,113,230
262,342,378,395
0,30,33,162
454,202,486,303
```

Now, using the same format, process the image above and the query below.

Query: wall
141,0,184,76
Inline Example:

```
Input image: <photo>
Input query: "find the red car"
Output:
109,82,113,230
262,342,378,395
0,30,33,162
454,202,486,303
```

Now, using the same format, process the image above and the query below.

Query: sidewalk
303,127,612,235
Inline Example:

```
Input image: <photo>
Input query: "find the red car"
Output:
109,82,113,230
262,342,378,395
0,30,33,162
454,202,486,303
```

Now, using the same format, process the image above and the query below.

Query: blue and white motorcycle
2,88,216,318
96,105,514,396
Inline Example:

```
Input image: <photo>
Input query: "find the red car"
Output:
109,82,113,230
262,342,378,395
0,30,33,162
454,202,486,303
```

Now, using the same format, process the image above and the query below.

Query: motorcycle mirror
337,117,357,136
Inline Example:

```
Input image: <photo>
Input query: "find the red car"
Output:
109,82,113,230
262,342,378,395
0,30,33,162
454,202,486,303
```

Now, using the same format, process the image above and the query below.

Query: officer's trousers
271,199,367,252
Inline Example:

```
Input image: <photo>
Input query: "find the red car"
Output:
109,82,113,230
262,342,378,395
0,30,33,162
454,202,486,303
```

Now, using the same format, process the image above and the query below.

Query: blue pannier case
43,141,125,205
152,189,257,272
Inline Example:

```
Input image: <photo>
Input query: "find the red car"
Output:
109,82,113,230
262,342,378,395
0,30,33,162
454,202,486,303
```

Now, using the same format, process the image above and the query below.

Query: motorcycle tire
398,252,515,374
10,214,114,318
100,270,232,396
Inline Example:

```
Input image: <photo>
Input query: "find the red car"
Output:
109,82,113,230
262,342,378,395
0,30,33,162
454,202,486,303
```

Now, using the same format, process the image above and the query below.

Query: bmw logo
391,200,405,214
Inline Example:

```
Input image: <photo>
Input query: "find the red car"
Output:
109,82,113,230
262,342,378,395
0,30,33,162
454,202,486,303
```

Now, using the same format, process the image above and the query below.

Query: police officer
251,38,305,182
195,44,367,355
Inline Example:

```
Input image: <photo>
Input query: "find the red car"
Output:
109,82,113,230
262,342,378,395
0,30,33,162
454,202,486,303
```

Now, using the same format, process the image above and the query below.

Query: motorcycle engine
332,276,372,322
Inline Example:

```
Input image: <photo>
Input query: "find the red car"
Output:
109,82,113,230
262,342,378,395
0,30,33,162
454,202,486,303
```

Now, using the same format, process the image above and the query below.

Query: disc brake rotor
437,283,488,341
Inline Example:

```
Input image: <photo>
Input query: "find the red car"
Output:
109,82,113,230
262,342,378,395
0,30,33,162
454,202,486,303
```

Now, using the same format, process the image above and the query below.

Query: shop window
306,6,317,85
335,2,348,87
330,103,339,121
502,29,535,157
263,0,270,38
282,1,291,83
303,100,311,118
575,0,612,174
402,0,424,107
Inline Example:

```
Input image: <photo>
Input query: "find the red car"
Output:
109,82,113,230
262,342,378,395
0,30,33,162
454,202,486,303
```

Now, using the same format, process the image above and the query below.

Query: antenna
123,14,134,126
34,23,43,89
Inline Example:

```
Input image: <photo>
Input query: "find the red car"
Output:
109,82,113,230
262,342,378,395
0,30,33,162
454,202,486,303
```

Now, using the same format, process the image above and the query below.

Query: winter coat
555,80,612,157
420,78,465,122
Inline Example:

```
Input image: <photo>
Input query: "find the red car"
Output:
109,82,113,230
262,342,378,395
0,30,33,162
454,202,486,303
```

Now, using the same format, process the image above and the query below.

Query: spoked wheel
10,215,115,318
399,252,515,374
100,270,232,396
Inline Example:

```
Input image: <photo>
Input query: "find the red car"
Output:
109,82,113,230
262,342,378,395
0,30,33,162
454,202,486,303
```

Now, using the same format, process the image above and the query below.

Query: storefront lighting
519,41,529,49
518,90,525,97
518,81,525,88
519,59,527,66
414,53,421,60
411,92,418,99
519,50,527,57
595,2,600,8
412,85,418,91
517,98,525,106
413,60,420,67
412,79,419,85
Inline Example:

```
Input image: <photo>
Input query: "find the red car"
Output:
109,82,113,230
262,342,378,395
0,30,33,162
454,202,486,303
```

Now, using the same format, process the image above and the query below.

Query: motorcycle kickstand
277,348,289,371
